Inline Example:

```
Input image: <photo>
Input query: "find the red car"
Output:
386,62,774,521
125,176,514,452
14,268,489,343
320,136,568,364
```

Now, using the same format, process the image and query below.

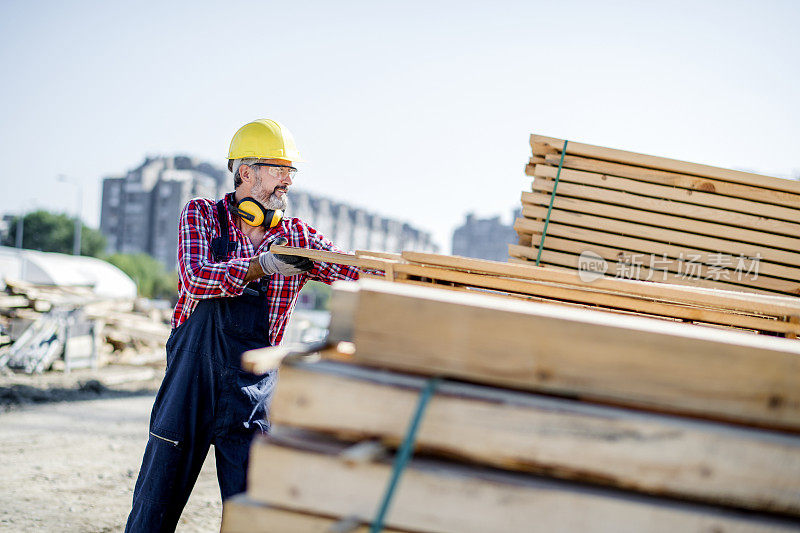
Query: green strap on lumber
370,377,440,533
535,139,568,266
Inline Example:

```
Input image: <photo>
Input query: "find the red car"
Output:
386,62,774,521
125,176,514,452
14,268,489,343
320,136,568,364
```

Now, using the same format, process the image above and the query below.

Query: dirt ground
0,366,223,532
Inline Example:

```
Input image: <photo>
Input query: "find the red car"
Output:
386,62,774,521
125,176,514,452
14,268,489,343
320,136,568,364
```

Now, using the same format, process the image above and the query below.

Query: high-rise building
100,156,222,268
287,190,438,254
451,210,520,262
100,157,438,269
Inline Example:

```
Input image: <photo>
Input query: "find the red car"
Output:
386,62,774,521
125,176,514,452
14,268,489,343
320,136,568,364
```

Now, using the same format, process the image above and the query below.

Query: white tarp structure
0,246,137,299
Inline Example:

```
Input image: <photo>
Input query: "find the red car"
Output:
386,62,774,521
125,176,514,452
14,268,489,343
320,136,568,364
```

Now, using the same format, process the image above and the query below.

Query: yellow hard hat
227,119,303,171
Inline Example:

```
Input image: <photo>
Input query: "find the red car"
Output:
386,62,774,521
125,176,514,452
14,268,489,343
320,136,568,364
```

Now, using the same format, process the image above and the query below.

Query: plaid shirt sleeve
177,199,251,299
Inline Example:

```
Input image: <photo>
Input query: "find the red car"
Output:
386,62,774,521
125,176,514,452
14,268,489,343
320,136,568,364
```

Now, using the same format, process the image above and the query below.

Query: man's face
244,159,294,211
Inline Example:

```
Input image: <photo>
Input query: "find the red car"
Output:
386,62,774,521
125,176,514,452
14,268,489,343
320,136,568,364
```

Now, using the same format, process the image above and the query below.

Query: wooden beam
514,218,800,295
222,496,408,532
402,250,800,315
248,434,800,533
507,244,787,297
522,190,800,254
520,203,800,271
269,362,800,516
269,244,360,266
531,134,800,195
0,295,30,308
532,164,800,224
540,153,800,209
326,280,800,431
508,246,796,299
269,244,391,270
386,275,668,320
526,170,800,238
393,271,691,322
388,263,799,335
356,250,404,261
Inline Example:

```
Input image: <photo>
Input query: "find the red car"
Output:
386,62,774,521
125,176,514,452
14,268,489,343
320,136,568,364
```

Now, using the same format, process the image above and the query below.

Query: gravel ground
0,367,223,532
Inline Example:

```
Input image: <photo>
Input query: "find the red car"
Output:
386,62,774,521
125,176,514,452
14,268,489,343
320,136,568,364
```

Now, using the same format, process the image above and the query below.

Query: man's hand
258,238,313,277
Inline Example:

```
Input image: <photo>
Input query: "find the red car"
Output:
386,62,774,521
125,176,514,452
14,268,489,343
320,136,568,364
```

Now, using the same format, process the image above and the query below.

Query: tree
106,253,178,302
2,210,107,258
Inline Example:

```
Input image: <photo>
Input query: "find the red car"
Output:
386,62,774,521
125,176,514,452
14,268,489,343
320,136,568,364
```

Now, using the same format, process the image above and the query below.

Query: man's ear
238,163,252,184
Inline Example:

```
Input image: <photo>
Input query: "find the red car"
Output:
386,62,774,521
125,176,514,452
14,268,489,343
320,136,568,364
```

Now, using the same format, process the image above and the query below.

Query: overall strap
211,198,238,262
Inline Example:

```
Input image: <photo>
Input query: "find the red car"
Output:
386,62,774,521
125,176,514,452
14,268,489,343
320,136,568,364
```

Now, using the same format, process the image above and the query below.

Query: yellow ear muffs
266,208,283,228
236,197,283,229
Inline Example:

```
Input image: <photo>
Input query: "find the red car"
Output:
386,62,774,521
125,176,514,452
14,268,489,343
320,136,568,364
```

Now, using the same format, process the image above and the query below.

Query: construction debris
0,309,68,373
514,134,800,297
225,279,800,532
0,278,171,374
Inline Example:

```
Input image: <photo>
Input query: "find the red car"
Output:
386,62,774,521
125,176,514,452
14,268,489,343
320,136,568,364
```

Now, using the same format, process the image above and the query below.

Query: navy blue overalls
126,199,277,532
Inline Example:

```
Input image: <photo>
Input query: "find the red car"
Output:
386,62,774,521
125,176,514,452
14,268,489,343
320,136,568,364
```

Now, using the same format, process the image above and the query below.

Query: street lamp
58,175,83,256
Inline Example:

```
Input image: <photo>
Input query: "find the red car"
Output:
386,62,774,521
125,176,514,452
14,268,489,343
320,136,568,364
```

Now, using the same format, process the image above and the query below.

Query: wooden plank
523,190,800,253
508,244,789,297
270,362,800,515
532,134,800,195
403,250,800,315
541,153,800,209
0,295,30,309
361,272,391,281
222,495,408,532
390,271,691,321
521,203,800,271
248,435,800,533
326,280,800,431
527,172,800,238
392,269,689,325
388,275,669,320
356,250,404,261
390,263,799,335
269,244,360,266
401,269,799,338
514,214,800,295
269,245,391,271
508,245,791,299
514,218,800,295
532,164,800,224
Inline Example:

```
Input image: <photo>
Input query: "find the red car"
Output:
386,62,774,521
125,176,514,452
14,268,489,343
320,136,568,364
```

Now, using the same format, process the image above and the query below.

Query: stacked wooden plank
0,278,171,372
271,245,800,337
0,309,68,373
223,279,800,532
514,134,800,297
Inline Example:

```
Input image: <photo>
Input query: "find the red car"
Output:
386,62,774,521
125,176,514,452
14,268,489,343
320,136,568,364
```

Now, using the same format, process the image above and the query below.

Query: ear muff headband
236,197,283,229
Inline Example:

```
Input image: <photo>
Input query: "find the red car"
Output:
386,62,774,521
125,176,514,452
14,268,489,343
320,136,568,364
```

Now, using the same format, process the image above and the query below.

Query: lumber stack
224,280,800,532
514,134,800,297
271,245,800,337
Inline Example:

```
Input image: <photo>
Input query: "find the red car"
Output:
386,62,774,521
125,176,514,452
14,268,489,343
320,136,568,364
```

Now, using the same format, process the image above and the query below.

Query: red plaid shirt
172,192,361,345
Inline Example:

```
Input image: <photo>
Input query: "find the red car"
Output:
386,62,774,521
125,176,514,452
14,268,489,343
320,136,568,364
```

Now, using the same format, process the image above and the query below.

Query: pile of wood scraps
0,278,172,372
224,279,800,532
514,134,800,297
0,309,69,373
271,245,800,338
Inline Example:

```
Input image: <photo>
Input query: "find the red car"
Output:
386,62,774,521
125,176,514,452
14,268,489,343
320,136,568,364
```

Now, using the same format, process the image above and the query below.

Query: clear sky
1,0,798,251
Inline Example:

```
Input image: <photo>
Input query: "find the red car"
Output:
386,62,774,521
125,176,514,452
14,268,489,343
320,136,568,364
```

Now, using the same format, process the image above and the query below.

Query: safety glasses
251,163,297,180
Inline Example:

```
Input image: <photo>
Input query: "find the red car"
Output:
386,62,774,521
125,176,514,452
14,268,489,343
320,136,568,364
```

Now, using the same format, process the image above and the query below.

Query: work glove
258,237,313,277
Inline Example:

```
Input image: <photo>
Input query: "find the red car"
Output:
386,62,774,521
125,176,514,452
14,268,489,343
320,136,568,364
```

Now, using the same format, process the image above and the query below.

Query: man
126,119,362,532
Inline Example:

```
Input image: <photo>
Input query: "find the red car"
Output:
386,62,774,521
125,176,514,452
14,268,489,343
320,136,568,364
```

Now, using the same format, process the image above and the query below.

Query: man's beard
265,191,289,211
252,174,289,211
